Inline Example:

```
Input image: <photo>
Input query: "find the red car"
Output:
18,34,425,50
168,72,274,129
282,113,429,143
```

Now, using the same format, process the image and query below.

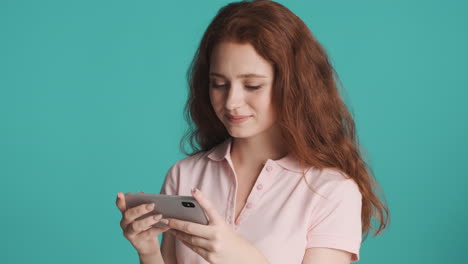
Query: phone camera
181,201,195,208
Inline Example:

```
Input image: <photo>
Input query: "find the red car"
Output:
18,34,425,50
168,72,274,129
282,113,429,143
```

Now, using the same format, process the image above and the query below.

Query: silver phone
124,192,209,228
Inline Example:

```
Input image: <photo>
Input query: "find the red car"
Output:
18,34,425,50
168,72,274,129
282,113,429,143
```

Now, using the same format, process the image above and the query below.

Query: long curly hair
179,0,389,239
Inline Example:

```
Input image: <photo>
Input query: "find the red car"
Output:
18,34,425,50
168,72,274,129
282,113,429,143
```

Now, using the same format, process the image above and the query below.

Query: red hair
180,0,389,239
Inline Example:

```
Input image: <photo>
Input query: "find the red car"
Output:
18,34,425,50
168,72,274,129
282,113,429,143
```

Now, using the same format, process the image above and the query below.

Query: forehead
209,41,273,79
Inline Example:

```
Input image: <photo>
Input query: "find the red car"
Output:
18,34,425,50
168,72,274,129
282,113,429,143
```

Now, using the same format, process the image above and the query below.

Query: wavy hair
179,0,389,239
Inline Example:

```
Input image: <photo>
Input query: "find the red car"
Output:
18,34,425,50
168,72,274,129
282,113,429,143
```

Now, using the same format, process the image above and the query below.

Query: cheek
255,94,274,112
209,90,223,110
254,95,276,123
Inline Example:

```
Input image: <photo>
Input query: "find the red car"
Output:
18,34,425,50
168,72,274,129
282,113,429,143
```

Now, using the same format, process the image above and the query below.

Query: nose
225,83,245,111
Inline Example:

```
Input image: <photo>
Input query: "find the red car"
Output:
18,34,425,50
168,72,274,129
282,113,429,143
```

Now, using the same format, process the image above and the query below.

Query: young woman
116,1,389,263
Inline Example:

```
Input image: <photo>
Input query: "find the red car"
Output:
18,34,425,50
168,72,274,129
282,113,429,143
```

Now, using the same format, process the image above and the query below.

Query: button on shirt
159,137,362,263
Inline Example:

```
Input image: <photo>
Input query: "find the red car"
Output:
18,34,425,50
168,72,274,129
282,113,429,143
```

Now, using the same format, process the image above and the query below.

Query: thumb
116,192,127,213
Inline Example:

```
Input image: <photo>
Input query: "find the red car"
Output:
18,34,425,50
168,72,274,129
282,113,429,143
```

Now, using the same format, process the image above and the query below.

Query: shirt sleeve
159,161,181,195
306,179,363,262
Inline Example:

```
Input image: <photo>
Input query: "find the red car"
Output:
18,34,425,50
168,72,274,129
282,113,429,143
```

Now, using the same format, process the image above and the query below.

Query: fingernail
153,214,162,220
146,203,155,210
160,219,169,225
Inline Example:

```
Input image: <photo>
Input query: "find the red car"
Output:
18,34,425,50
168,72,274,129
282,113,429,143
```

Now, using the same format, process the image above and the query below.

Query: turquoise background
1,0,467,263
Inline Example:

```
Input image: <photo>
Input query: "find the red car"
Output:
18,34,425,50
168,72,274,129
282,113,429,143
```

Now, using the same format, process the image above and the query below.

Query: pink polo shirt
160,137,362,263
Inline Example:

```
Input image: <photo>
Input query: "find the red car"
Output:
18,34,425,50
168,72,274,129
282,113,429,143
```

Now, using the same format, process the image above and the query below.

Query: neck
230,126,288,169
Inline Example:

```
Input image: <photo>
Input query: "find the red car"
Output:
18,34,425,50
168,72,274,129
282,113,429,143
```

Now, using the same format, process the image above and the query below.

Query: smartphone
124,192,209,228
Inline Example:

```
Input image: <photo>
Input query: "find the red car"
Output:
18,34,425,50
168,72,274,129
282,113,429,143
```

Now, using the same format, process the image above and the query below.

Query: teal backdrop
1,0,467,263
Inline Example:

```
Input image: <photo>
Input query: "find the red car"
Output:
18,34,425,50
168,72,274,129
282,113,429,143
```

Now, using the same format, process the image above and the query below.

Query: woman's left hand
165,188,269,264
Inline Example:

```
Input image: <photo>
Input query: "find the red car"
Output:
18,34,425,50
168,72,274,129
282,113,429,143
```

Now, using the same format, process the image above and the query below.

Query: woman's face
209,41,276,139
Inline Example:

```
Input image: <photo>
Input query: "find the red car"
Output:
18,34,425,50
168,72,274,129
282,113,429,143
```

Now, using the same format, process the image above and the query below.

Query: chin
227,128,263,139
225,123,277,140
227,132,250,139
226,129,251,138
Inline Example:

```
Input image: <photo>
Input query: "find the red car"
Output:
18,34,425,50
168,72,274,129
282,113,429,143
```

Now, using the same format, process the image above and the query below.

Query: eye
210,82,262,90
211,83,226,89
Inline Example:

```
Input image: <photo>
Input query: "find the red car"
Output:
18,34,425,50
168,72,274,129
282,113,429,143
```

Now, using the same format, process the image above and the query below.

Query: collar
207,137,304,173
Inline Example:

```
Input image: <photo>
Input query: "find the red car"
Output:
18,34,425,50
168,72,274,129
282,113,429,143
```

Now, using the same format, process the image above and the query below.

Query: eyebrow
209,72,268,79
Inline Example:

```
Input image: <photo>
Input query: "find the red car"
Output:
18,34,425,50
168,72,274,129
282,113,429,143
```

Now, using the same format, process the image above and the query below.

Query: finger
178,237,210,260
132,214,168,238
136,214,164,233
169,229,211,250
116,192,127,213
191,188,222,224
138,225,171,241
166,218,212,239
125,214,163,238
121,202,155,228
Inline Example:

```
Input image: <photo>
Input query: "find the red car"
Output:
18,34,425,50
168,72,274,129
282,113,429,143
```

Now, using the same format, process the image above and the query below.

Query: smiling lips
226,114,252,124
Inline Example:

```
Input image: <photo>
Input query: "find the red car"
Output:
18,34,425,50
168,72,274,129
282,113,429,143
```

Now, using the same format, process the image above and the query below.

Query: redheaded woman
116,1,389,263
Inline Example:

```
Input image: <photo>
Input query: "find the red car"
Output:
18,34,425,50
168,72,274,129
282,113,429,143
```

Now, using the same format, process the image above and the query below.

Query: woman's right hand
116,191,171,257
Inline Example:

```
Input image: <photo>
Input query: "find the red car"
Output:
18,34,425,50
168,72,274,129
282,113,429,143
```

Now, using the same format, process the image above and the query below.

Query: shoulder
162,151,209,184
162,145,224,195
303,167,361,203
168,145,220,172
171,151,206,168
161,149,214,195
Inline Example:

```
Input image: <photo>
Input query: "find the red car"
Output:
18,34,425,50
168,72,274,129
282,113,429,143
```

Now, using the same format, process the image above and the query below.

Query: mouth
226,114,252,124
